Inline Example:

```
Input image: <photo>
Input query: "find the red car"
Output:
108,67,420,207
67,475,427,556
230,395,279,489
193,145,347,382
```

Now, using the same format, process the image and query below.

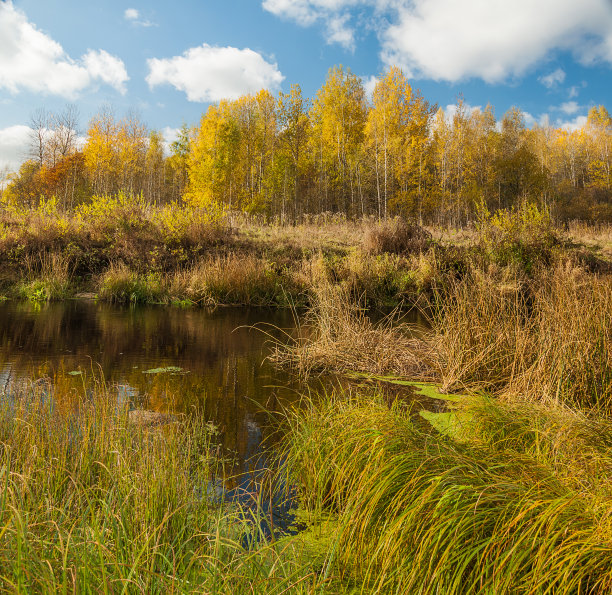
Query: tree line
3,66,611,223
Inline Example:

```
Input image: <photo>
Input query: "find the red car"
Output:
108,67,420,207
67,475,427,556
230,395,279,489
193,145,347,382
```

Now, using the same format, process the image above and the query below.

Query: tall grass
274,257,612,412
0,375,325,593
279,392,612,594
432,264,612,412
16,251,75,301
363,217,431,255
177,254,298,307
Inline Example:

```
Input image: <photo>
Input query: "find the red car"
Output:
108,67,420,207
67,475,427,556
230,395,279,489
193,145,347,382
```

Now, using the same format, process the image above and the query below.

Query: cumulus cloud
0,1,128,97
0,125,32,174
539,68,566,88
146,45,284,102
381,0,612,82
559,115,588,131
82,50,129,94
263,0,612,82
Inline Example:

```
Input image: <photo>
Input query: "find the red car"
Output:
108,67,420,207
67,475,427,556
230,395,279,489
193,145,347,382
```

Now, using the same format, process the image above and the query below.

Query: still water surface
0,300,306,471
0,300,432,531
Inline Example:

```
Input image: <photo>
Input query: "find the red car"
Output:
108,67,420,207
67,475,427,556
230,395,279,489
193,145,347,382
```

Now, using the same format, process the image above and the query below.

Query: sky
1,0,611,173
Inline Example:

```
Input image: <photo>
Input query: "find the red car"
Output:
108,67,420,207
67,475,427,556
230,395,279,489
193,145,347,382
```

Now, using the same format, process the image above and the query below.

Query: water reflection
0,300,303,472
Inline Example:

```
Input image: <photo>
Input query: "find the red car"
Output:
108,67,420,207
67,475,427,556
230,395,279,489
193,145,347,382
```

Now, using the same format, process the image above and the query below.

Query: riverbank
270,233,612,592
2,199,612,592
1,197,610,307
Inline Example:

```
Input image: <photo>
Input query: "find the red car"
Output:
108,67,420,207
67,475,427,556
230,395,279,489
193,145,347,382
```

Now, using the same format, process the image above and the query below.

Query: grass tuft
279,392,612,594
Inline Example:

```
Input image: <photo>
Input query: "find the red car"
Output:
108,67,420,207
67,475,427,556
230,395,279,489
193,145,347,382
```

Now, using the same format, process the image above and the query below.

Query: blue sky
1,0,611,172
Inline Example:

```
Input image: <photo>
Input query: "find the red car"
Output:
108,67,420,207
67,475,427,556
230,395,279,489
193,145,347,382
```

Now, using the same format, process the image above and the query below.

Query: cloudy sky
1,0,611,172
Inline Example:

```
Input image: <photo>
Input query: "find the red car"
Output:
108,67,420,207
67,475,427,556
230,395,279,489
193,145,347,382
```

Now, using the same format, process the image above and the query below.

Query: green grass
278,391,612,594
0,375,331,593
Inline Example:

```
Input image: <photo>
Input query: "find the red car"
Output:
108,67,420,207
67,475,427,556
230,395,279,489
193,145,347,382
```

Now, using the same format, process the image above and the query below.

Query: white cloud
161,126,180,156
520,111,554,128
0,125,32,174
559,115,588,131
539,68,566,88
325,13,355,50
124,8,139,20
381,0,612,82
146,45,284,102
263,0,364,46
124,7,155,27
262,0,364,25
362,74,378,100
82,50,128,94
442,102,483,123
568,86,580,99
559,101,580,115
263,0,612,82
521,111,536,128
162,126,180,144
0,1,128,98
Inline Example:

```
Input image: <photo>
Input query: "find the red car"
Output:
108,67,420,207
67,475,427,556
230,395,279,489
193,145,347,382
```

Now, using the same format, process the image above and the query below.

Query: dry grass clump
512,265,612,410
270,282,432,378
363,217,432,255
432,264,612,412
97,262,166,304
430,272,532,392
17,251,75,301
176,254,299,307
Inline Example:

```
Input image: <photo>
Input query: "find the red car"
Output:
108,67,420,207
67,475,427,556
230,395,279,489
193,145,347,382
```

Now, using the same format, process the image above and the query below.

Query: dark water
0,300,306,472
0,300,430,533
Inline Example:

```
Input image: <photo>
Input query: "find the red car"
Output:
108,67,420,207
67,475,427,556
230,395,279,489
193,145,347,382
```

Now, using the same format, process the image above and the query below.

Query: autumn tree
83,107,148,197
167,124,192,203
310,66,367,215
276,84,310,219
586,105,611,190
365,67,411,218
187,102,241,210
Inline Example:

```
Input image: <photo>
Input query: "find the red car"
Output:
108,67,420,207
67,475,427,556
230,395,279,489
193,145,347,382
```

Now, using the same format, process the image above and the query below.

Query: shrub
476,202,560,272
363,217,432,255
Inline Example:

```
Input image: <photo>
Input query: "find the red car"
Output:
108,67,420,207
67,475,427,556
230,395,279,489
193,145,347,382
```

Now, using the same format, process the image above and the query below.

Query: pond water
0,300,306,467
0,299,431,532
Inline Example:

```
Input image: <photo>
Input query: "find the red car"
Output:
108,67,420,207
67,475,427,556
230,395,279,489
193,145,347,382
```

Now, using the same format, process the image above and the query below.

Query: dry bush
363,217,432,255
270,282,433,378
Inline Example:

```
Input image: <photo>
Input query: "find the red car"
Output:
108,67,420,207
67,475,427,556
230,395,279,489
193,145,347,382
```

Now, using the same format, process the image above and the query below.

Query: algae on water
143,366,186,374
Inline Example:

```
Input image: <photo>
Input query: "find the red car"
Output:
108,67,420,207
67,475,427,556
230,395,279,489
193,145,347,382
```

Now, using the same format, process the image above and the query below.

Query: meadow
0,198,611,592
